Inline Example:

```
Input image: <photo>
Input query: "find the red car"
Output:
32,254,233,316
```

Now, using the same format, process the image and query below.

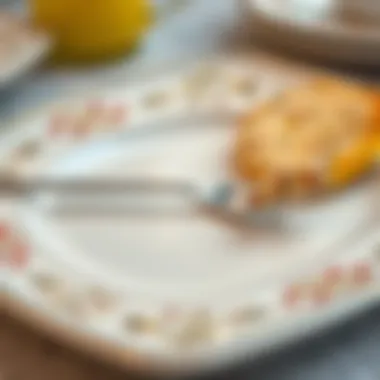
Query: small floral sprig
48,100,129,139
283,261,373,310
1,223,29,270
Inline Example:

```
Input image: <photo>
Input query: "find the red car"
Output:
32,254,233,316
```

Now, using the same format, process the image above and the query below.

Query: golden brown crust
232,77,380,205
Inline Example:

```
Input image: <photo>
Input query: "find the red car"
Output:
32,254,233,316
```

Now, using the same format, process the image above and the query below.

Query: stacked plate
243,0,380,66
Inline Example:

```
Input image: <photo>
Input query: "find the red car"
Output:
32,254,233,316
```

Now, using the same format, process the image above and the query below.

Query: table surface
2,1,380,379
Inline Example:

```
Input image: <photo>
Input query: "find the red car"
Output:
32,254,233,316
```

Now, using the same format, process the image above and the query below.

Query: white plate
0,12,50,89
243,0,380,66
3,57,380,375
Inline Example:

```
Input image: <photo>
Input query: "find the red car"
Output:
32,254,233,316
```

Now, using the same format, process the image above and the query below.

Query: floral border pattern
1,61,273,178
3,61,380,355
5,217,380,350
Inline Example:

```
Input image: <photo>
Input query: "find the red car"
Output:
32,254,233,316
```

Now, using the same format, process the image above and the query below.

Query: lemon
30,0,152,62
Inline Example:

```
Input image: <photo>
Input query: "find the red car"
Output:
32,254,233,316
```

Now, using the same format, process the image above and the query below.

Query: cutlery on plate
0,175,282,227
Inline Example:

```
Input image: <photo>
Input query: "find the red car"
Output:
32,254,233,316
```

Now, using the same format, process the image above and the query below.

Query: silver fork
0,176,282,227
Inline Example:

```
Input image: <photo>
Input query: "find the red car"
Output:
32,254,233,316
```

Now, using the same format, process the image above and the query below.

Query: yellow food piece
30,0,152,61
233,78,380,204
329,133,379,187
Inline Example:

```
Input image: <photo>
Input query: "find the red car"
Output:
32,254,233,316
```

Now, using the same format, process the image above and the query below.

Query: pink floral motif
283,261,374,311
0,222,29,270
107,103,128,125
0,223,10,240
48,113,74,137
310,284,331,306
351,262,372,285
323,265,344,285
283,284,304,309
85,99,107,119
8,240,29,269
47,100,130,139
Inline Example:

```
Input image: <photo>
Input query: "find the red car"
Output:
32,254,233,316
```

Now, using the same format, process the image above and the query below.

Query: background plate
243,0,380,66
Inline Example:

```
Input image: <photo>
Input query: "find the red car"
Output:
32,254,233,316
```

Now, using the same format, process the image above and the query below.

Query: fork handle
0,176,199,198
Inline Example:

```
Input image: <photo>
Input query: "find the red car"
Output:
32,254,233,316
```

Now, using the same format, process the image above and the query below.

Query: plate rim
3,55,380,373
248,0,380,41
6,269,380,374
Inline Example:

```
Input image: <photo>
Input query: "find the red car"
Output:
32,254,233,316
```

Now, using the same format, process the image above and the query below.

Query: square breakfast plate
0,11,50,89
3,56,380,375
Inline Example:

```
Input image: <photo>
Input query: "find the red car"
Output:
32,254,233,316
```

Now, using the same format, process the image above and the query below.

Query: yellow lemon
30,0,152,62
